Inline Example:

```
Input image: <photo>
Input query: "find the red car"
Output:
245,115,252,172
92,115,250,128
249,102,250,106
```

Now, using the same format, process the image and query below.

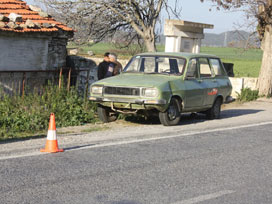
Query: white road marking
69,121,272,151
0,152,43,161
1,121,272,161
171,190,235,204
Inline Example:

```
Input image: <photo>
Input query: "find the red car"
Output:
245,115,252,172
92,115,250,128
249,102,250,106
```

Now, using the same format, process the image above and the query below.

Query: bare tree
201,0,272,96
36,0,181,52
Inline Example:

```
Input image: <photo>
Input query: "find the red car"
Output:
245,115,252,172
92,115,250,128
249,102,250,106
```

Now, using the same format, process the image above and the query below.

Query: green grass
200,47,263,78
69,42,263,78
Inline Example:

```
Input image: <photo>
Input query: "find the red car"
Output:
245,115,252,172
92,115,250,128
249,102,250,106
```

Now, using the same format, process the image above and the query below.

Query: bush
236,88,259,102
0,84,97,140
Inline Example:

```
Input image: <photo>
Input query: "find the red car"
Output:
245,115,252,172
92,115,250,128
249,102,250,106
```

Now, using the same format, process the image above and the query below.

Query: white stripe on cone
47,130,57,140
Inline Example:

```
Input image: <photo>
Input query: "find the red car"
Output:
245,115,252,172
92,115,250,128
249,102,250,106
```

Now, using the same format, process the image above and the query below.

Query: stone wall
229,77,258,98
0,34,49,71
47,37,69,69
67,56,129,97
0,71,57,95
66,56,97,96
0,32,70,95
0,32,69,71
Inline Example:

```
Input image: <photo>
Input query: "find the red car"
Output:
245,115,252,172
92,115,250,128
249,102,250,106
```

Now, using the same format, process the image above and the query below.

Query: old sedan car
90,52,233,126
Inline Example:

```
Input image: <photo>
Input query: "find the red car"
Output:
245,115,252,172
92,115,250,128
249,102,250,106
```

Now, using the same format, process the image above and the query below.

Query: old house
0,0,74,95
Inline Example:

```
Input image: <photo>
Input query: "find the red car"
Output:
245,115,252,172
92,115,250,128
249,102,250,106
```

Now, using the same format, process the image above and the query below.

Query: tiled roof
0,0,73,33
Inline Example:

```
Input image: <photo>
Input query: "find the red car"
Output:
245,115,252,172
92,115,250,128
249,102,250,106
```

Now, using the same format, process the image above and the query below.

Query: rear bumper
225,96,235,104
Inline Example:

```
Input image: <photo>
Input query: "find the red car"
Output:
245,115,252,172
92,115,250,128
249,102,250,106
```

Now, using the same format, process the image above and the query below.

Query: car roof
137,52,218,59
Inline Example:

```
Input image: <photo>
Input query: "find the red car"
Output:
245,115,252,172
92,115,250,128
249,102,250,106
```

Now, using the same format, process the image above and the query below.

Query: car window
157,57,184,74
157,57,170,73
209,58,225,76
176,58,186,73
124,56,140,72
142,57,156,73
199,58,213,78
186,58,198,78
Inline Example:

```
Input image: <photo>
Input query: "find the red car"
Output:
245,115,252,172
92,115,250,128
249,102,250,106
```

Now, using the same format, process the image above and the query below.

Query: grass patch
201,47,262,78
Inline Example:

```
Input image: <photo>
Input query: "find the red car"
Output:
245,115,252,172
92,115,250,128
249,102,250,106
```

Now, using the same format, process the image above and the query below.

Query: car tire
159,98,181,126
97,106,118,123
206,97,222,120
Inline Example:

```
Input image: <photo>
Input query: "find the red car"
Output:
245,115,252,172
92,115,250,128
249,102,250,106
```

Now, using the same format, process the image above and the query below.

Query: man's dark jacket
97,61,109,80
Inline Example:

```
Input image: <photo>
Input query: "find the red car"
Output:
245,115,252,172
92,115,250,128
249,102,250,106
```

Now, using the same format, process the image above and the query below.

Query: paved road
1,99,272,204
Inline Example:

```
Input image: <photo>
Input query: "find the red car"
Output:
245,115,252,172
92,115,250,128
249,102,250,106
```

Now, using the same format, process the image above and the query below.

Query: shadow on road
221,109,263,119
95,195,142,204
64,144,96,151
124,109,264,126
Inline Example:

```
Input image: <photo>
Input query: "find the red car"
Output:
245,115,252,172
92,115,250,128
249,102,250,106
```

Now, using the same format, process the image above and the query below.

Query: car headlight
142,88,158,97
91,86,103,95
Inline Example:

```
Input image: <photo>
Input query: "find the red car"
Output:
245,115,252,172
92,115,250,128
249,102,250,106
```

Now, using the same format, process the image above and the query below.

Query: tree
37,0,181,52
202,0,272,96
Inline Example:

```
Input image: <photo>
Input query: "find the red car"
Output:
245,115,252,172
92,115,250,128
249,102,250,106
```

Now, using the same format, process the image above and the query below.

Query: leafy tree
202,0,272,96
37,0,181,52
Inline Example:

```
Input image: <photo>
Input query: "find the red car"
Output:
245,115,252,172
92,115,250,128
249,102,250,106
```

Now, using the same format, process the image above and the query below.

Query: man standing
97,52,110,80
109,53,123,76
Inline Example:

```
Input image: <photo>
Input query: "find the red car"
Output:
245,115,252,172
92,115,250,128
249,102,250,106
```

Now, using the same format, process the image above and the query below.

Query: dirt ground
56,97,272,136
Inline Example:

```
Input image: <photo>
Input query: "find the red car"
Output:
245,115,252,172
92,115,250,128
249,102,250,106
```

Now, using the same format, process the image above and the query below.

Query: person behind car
109,53,123,76
97,52,110,80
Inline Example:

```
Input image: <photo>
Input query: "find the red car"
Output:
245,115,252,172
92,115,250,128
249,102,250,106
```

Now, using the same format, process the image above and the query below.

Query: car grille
104,87,140,96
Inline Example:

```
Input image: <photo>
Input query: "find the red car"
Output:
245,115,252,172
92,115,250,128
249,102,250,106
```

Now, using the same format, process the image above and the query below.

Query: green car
90,52,233,126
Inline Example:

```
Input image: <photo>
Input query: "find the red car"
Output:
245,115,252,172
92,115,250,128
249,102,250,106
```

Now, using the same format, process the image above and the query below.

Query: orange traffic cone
41,113,63,153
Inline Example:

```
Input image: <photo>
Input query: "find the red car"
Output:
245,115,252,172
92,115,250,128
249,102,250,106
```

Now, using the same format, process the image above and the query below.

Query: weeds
236,88,259,102
0,84,97,140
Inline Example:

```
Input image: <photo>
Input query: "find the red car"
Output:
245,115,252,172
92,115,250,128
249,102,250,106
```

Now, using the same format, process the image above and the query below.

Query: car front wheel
97,106,118,123
159,98,181,126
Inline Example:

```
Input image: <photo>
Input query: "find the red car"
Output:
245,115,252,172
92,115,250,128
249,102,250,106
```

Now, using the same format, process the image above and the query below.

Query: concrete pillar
194,39,201,53
165,36,176,52
176,36,182,52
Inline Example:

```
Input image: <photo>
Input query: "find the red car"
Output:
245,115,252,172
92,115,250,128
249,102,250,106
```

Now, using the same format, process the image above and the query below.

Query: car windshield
124,56,186,75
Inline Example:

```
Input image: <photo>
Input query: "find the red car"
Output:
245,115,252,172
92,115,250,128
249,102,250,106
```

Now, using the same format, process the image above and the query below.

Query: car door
198,57,218,106
183,58,205,109
209,58,232,98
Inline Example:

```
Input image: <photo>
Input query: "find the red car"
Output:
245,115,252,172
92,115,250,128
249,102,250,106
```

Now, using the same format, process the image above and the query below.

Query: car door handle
197,80,203,83
212,79,217,83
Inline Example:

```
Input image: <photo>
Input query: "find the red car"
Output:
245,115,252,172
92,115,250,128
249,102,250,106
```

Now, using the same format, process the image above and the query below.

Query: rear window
199,58,212,78
209,58,226,76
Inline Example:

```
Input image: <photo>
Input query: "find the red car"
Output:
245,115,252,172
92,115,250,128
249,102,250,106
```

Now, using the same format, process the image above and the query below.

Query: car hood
95,73,181,87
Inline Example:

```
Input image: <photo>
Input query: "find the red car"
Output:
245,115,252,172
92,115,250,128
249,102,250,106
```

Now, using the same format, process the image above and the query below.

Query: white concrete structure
229,77,258,98
164,20,213,53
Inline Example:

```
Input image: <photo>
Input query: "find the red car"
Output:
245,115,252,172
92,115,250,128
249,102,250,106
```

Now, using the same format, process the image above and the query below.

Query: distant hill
158,30,260,48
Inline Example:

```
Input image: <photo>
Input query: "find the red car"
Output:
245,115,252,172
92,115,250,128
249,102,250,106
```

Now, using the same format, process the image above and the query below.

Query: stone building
0,0,74,95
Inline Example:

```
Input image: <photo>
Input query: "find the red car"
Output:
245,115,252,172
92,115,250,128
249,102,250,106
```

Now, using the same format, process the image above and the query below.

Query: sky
25,0,245,34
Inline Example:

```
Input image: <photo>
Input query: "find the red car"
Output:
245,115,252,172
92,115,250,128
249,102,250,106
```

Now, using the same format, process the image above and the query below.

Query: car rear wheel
206,97,222,119
159,98,181,126
97,106,118,123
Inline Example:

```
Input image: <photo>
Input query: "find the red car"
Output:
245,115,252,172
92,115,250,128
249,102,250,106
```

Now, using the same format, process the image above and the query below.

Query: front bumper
89,96,167,105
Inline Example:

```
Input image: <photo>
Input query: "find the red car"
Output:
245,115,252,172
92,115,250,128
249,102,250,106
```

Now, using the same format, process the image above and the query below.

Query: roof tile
0,0,73,33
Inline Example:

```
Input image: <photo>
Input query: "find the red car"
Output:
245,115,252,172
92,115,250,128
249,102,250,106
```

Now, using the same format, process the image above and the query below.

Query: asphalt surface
1,99,272,204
